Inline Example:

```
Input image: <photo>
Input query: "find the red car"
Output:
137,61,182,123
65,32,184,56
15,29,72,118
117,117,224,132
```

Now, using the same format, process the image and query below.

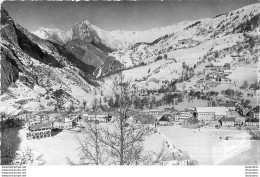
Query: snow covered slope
32,28,72,45
1,8,100,115
32,20,194,50
103,3,260,92
112,3,260,67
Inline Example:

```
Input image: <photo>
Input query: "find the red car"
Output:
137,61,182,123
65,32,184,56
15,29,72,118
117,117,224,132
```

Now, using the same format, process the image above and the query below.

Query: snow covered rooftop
29,122,52,130
174,151,191,161
53,117,72,123
196,107,229,115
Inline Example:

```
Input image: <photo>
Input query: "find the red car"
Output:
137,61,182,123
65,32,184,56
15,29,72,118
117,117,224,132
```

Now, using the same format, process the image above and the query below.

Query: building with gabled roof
220,117,235,127
174,151,192,165
157,114,171,125
52,117,73,129
196,107,229,121
246,106,259,119
27,122,52,140
235,115,246,126
245,118,259,127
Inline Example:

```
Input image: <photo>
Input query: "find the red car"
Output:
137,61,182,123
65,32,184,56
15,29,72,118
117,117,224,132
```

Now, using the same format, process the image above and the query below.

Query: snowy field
17,123,166,165
16,123,259,165
159,126,259,165
228,66,259,86
18,128,80,165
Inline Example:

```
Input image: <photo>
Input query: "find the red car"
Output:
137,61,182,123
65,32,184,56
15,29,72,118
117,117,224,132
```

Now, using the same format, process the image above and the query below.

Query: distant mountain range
1,3,259,114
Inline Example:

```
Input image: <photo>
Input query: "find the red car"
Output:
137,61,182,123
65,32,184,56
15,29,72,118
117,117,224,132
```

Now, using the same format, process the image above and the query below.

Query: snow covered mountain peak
32,27,72,45
31,17,194,50
31,3,260,50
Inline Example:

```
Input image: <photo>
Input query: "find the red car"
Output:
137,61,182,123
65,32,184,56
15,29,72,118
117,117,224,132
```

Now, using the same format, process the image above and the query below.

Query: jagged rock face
1,53,20,94
65,38,122,76
72,21,102,44
65,21,117,69
1,7,18,47
32,20,120,74
1,40,40,95
64,22,121,75
1,8,20,94
0,7,95,103
65,39,107,67
49,41,95,74
0,8,101,114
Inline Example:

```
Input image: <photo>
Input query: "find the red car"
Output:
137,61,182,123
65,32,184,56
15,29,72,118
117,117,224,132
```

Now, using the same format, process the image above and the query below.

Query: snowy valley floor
159,126,259,165
17,124,259,165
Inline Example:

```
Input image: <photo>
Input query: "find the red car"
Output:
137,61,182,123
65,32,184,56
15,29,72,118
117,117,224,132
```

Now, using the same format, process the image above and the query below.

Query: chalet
87,114,108,123
27,122,52,140
52,117,73,130
30,114,42,122
245,118,259,127
220,117,235,127
235,116,246,126
157,114,171,125
246,106,259,119
196,107,229,122
150,109,159,117
139,110,150,115
138,109,164,118
204,65,214,71
179,112,192,122
175,151,192,165
15,113,29,121
215,73,231,83
87,108,110,123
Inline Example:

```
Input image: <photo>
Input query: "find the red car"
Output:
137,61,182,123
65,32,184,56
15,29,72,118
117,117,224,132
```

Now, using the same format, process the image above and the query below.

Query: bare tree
68,88,107,165
68,122,108,165
99,120,145,165
98,73,148,165
69,73,169,165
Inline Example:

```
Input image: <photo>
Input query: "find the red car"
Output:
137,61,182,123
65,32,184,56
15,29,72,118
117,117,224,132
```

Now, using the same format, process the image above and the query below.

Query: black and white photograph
0,0,259,176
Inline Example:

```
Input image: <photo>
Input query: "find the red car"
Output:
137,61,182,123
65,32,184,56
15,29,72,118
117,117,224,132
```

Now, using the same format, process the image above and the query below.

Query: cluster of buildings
81,107,114,123
129,104,259,129
162,151,196,165
191,63,234,91
26,112,79,140
23,101,259,140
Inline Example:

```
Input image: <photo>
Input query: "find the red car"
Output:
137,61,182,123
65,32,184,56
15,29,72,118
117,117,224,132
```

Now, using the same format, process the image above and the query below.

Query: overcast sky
2,1,258,32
